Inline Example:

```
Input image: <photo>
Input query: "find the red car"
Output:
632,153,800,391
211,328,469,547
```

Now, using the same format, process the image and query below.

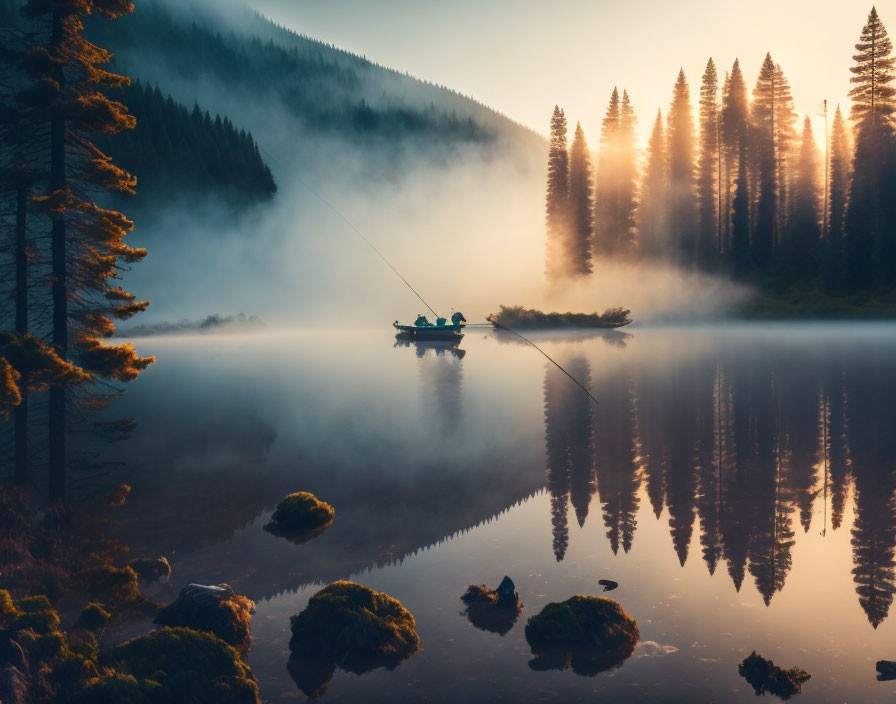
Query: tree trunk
14,183,28,485
49,9,66,502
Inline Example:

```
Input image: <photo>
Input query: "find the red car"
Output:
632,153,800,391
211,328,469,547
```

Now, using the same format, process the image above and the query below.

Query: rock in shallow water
525,595,639,676
287,580,420,698
738,651,810,699
461,576,523,635
264,492,334,541
154,583,254,653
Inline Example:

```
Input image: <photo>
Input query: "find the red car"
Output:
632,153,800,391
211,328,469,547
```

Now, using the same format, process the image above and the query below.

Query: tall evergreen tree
666,69,699,267
773,63,798,240
721,60,749,259
594,88,620,255
617,90,639,256
22,0,154,498
545,105,570,279
826,106,851,289
786,117,821,274
731,143,751,275
638,110,668,259
698,58,720,267
845,6,896,289
567,122,593,275
750,54,780,269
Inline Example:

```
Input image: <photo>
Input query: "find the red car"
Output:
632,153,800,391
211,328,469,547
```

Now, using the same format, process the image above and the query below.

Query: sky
247,0,892,148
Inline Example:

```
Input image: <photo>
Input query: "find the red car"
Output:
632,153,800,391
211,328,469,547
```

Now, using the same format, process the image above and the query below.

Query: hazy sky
248,0,890,148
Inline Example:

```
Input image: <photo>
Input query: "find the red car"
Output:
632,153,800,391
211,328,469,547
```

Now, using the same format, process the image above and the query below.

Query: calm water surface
105,325,896,703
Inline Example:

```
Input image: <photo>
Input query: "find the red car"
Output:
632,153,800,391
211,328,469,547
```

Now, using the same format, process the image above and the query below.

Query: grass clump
525,595,638,675
489,305,632,330
738,651,810,700
288,581,419,698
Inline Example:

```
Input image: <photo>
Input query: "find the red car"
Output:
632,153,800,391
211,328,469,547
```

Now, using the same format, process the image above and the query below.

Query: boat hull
394,322,464,341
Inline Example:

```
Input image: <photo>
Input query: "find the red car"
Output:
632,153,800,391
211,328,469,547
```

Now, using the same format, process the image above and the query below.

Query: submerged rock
154,584,254,653
288,580,419,697
129,557,171,584
598,579,618,592
738,651,810,700
461,576,523,635
877,660,896,681
524,595,639,676
264,492,334,541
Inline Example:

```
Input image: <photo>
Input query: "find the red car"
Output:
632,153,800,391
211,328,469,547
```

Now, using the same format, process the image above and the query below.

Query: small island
489,306,632,330
264,492,334,541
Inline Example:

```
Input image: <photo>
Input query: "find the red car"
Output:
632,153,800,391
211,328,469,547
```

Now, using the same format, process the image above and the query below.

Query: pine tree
721,60,749,258
594,88,620,255
545,105,570,278
787,117,821,275
638,110,668,259
826,106,851,290
22,0,154,498
617,90,638,256
845,6,896,289
697,58,720,267
750,54,780,269
666,69,699,267
773,63,798,240
567,122,594,275
731,143,751,275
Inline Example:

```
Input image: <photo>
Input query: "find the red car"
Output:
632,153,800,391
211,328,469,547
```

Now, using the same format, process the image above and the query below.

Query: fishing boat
394,312,466,341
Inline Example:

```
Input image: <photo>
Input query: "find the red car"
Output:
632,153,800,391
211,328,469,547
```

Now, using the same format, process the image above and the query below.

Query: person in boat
451,312,466,326
414,314,432,327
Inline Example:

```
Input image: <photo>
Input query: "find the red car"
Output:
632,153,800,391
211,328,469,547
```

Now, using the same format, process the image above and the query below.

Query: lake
102,324,896,703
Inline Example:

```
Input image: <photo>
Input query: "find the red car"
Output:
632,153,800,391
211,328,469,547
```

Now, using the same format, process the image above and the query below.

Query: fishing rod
487,318,600,408
262,148,598,406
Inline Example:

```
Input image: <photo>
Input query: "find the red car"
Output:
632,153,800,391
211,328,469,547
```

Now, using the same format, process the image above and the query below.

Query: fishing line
261,147,597,406
258,145,440,318
488,318,600,408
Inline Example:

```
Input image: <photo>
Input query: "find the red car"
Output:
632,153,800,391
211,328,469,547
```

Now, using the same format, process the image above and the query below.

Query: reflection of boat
393,311,466,341
394,338,466,359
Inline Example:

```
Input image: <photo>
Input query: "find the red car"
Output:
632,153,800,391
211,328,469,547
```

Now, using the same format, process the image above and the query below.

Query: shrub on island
154,584,254,653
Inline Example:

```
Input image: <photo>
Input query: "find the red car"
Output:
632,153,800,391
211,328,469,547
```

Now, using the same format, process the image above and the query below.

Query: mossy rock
109,626,259,704
525,595,638,676
154,584,254,653
289,581,420,677
265,492,334,538
739,651,810,700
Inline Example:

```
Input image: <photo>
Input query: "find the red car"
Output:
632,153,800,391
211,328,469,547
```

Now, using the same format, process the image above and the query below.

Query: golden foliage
58,93,135,135
78,156,137,195
75,337,154,382
0,357,23,421
0,332,90,392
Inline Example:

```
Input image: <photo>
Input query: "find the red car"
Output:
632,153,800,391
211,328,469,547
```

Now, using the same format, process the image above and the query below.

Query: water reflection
534,331,896,628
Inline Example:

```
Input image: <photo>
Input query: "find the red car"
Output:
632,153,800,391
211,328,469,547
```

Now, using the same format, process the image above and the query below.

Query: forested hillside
102,82,277,207
85,0,543,159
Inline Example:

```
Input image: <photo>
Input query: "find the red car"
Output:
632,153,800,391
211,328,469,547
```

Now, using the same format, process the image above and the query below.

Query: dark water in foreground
105,325,896,703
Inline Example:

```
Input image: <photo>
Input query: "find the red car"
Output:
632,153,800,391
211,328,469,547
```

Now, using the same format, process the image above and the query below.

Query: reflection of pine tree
781,373,821,533
852,483,896,628
634,378,666,518
418,348,463,433
698,364,727,575
748,433,795,606
847,355,896,628
594,371,640,554
544,358,594,561
825,371,851,531
665,367,700,566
